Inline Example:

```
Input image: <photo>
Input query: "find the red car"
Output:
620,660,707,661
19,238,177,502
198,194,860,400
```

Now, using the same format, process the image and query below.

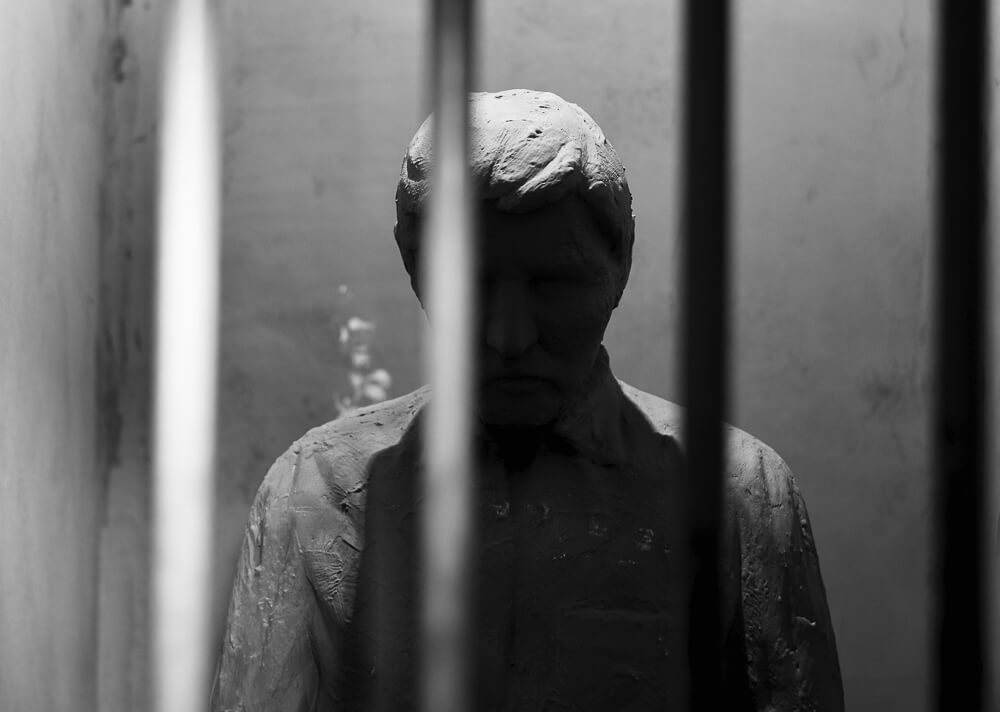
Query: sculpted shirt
212,350,843,711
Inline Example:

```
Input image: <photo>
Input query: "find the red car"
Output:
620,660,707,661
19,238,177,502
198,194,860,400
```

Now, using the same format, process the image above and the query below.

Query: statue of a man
212,89,843,711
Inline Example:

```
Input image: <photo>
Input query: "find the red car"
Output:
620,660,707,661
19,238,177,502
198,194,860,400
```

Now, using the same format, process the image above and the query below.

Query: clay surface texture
212,90,843,711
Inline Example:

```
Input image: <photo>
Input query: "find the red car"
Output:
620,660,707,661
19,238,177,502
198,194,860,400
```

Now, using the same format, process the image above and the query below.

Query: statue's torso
255,382,843,712
332,418,690,711
289,382,699,711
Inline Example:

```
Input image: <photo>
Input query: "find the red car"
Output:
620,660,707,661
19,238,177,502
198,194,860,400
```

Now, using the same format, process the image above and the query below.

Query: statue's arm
211,448,322,712
730,443,845,712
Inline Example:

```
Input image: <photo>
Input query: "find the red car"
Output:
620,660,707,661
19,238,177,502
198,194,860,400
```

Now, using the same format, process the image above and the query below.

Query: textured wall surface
96,1,162,710
0,2,111,710
213,2,936,710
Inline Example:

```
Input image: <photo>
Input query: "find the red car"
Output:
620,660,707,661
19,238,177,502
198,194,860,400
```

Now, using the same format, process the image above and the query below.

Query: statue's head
394,89,635,426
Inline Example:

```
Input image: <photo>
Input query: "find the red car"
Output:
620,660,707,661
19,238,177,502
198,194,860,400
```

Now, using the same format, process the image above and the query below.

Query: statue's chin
477,384,561,427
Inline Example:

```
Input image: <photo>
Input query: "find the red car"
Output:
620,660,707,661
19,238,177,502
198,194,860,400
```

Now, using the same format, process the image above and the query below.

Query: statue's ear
394,214,425,304
393,218,418,275
399,245,418,281
612,212,635,309
612,258,631,309
406,252,426,305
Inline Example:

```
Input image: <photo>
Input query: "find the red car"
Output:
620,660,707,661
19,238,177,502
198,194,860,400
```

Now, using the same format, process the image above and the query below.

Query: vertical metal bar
152,1,221,710
421,1,476,711
680,1,731,710
934,2,989,710
989,7,1000,707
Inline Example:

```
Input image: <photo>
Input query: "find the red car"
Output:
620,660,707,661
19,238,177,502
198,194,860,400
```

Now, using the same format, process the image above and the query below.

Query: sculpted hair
394,89,636,304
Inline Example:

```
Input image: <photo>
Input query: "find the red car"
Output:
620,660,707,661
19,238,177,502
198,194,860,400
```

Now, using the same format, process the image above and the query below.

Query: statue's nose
484,280,538,358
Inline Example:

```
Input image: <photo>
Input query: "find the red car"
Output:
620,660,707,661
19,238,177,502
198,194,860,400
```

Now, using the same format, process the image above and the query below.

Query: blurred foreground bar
152,1,221,710
680,1,731,710
934,2,989,710
420,1,477,712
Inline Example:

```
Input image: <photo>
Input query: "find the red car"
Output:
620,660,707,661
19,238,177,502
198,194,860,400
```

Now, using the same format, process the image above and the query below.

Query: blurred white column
421,1,476,711
152,0,221,710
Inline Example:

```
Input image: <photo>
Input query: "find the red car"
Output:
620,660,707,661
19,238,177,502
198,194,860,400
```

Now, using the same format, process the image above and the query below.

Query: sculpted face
475,195,618,426
395,90,636,426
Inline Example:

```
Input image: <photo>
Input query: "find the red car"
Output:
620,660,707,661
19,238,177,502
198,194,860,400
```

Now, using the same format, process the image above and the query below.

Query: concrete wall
0,2,161,709
96,1,162,710
0,2,113,710
213,2,938,709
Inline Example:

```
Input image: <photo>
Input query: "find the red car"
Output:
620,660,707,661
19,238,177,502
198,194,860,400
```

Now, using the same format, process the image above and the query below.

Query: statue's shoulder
297,386,426,471
617,380,685,440
253,387,428,511
246,389,428,625
617,380,797,506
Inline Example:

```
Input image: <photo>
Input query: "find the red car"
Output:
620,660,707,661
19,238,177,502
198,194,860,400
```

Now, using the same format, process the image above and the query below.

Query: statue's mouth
484,375,555,395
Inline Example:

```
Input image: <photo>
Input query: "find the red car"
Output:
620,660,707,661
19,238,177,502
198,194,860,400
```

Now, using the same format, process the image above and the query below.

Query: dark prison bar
680,1,732,710
934,1,989,711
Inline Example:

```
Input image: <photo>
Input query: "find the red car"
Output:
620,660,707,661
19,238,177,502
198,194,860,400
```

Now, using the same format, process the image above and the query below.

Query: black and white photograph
0,1,994,710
